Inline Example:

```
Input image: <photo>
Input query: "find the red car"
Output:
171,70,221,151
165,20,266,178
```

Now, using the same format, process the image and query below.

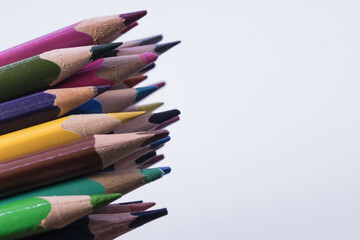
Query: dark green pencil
0,43,121,102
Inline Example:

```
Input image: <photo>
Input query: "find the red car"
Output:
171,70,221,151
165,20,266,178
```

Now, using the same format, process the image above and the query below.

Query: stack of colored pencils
0,10,180,240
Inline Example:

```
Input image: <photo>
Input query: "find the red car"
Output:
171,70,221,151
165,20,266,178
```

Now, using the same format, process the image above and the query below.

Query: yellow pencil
0,112,144,163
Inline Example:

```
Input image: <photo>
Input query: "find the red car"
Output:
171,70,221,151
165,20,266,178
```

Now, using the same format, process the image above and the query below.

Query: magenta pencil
55,53,158,88
0,11,146,67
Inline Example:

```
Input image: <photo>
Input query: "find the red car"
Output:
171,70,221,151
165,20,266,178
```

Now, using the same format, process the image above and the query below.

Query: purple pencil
0,11,147,67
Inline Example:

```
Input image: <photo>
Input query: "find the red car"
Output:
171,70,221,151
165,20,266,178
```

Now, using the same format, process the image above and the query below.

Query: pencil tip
141,167,168,183
109,111,145,122
135,151,157,166
119,200,143,205
90,42,123,61
129,208,168,228
149,109,181,124
149,81,166,89
155,41,181,54
123,75,148,88
160,167,171,175
95,85,111,95
140,34,164,45
135,86,158,102
139,63,156,73
90,193,122,210
150,136,171,149
155,116,180,130
137,102,164,113
139,52,158,65
120,22,138,34
120,10,147,26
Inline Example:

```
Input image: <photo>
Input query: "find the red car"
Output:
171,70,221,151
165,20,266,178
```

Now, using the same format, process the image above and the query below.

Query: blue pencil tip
150,136,171,149
135,86,158,102
160,167,171,175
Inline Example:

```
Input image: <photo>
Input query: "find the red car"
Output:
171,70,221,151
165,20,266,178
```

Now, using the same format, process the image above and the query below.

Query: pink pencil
55,52,158,88
0,11,146,67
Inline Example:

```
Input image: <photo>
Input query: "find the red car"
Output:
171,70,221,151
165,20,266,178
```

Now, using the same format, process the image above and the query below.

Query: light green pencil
0,193,121,239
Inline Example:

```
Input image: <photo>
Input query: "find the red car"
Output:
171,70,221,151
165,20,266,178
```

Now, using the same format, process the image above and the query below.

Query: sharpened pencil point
160,167,171,175
90,42,123,61
150,136,171,149
109,111,145,122
140,168,166,183
135,86,158,102
90,193,122,210
137,102,164,113
140,34,164,45
123,75,148,88
120,10,147,26
120,22,138,34
149,109,181,124
155,116,180,130
95,85,111,95
129,208,168,228
135,151,157,165
150,81,166,89
139,52,158,65
155,41,181,54
139,63,156,73
119,200,143,205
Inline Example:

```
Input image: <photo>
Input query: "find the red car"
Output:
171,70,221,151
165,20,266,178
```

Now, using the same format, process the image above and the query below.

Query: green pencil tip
90,193,122,210
140,168,166,183
90,42,123,61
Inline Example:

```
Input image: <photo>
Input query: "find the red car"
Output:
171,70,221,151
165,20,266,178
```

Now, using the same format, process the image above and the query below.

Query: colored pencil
0,167,169,205
132,62,156,77
0,130,169,197
95,201,156,214
140,154,165,169
124,102,164,113
110,136,170,171
101,136,168,172
0,85,109,134
120,75,148,88
120,34,163,48
0,112,144,163
155,115,181,130
105,41,181,57
0,11,147,67
0,193,121,239
114,109,180,133
0,43,120,102
27,208,168,240
55,53,158,88
69,86,159,114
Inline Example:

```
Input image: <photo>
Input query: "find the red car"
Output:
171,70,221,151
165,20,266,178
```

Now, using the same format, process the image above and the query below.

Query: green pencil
0,168,168,205
0,193,121,239
0,42,121,102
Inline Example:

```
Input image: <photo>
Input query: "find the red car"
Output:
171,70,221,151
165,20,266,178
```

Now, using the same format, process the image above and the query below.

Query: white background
2,1,360,239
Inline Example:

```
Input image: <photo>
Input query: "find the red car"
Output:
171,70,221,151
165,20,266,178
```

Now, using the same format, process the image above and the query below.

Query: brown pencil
0,130,169,197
